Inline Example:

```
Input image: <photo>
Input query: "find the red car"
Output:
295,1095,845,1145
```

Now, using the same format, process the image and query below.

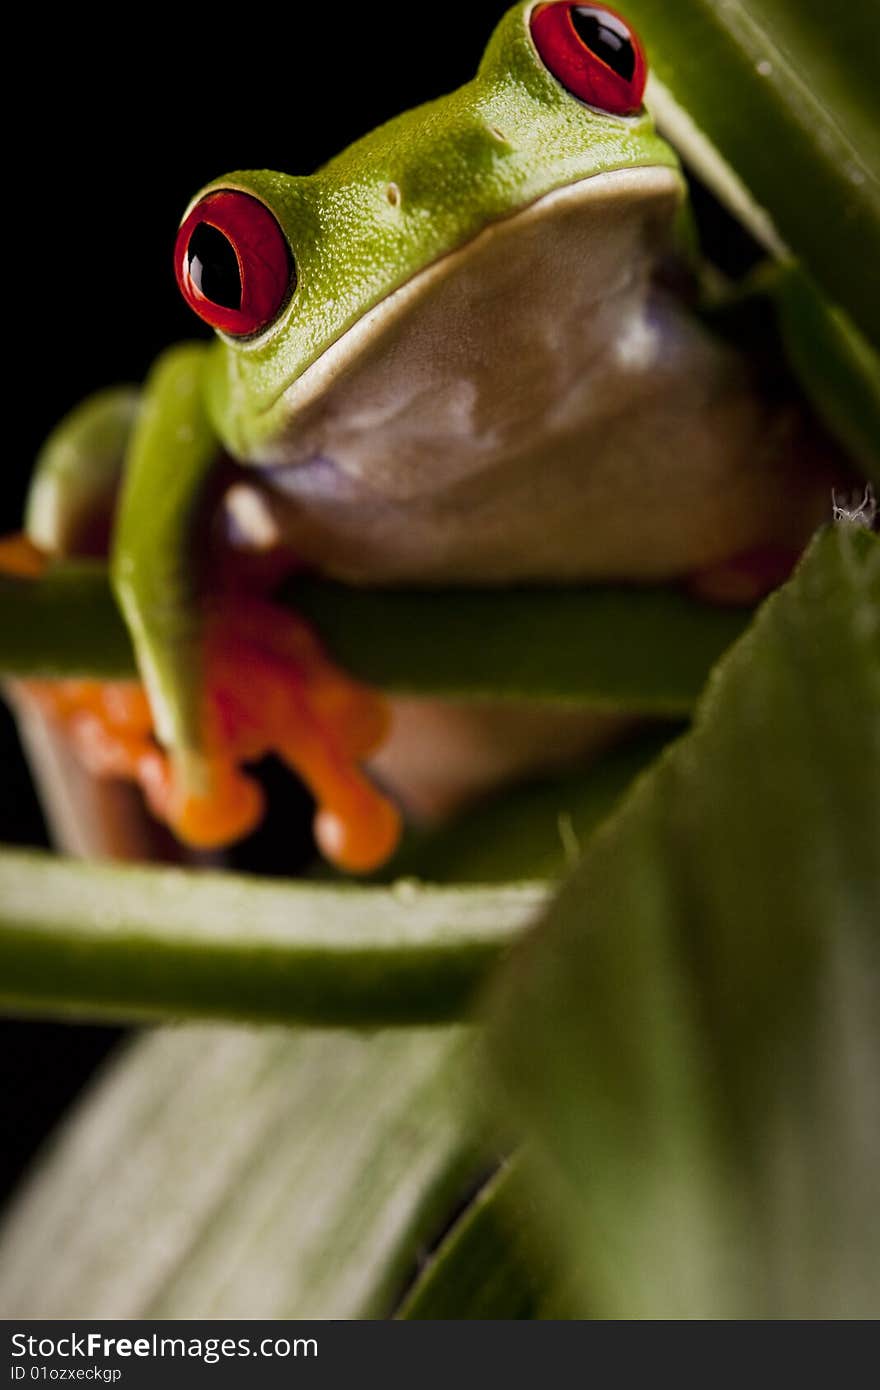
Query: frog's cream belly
369,697,635,823
233,172,833,585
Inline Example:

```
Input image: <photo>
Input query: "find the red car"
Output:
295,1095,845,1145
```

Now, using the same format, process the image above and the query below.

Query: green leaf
0,563,751,713
628,0,880,346
0,1024,479,1317
485,526,880,1318
0,849,545,1027
397,1163,546,1320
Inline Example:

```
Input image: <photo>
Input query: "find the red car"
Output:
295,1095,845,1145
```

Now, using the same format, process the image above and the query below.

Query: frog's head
173,2,682,458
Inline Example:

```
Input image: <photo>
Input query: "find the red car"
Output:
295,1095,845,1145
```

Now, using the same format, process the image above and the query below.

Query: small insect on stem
831,483,877,530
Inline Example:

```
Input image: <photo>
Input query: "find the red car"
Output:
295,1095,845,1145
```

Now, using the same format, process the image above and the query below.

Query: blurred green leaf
486,526,880,1318
629,0,880,345
0,563,752,713
398,1163,546,1320
766,263,880,485
0,849,545,1027
0,1024,479,1317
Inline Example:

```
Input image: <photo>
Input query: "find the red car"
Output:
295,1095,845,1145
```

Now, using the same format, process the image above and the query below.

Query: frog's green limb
106,344,401,869
760,262,880,486
110,342,218,766
25,387,140,557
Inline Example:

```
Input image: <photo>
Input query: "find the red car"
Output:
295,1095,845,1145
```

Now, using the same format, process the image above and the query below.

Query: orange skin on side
0,535,48,578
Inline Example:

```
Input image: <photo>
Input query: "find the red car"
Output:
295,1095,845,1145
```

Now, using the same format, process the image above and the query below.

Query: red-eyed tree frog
1,2,853,872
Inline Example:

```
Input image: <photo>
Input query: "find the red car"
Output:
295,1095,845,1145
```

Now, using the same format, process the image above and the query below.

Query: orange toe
167,759,265,849
198,602,402,872
314,796,402,875
0,534,48,578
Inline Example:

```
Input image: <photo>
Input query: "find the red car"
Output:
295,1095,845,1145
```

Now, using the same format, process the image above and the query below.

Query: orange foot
0,534,48,578
22,593,402,874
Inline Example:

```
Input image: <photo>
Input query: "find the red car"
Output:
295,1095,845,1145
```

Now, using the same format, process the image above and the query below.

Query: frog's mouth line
254,164,682,426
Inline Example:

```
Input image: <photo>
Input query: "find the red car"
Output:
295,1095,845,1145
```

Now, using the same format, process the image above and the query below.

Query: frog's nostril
385,182,402,208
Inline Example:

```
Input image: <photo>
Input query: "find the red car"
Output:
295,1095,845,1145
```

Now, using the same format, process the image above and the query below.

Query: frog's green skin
26,1,840,795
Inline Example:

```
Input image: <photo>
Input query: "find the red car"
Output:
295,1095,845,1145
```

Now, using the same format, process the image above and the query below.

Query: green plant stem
0,563,752,712
0,848,546,1027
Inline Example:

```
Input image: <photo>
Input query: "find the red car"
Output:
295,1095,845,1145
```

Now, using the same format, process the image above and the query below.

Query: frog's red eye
174,190,294,337
530,4,647,116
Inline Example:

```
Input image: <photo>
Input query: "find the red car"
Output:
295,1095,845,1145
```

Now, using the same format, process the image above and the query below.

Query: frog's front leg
101,343,401,873
6,345,400,871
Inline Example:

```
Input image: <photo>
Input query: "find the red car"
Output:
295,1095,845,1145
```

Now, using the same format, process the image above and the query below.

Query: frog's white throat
233,165,795,586
255,166,682,462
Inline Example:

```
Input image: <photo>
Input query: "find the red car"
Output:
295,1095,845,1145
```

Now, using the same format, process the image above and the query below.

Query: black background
0,1,515,1210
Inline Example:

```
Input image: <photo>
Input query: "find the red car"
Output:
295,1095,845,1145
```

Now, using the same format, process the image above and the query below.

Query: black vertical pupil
571,6,636,81
187,223,242,310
